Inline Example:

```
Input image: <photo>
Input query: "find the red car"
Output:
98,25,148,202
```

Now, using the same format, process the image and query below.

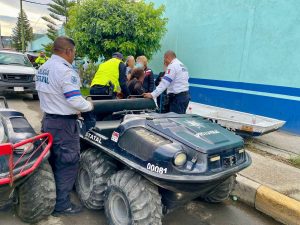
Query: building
28,34,52,52
28,27,65,52
149,0,300,134
0,36,12,49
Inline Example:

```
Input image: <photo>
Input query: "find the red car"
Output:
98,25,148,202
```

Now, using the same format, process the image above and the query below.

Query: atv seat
92,98,156,120
94,120,121,137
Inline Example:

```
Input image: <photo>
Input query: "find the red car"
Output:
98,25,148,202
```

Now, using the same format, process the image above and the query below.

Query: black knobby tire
76,148,118,209
32,93,39,100
203,175,236,203
15,161,56,223
105,170,163,225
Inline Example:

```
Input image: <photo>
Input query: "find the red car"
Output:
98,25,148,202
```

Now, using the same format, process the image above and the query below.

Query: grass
80,87,90,96
289,156,300,169
245,142,300,169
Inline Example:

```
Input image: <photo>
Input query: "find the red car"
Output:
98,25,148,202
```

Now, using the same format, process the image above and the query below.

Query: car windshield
0,52,32,67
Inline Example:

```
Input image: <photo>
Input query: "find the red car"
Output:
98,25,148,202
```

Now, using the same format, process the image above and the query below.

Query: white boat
187,102,286,137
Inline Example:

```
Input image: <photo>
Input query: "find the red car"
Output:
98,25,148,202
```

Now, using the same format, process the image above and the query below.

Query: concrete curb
232,174,300,225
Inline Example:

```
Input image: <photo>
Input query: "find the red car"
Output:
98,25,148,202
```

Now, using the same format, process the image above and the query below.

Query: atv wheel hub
109,191,130,225
79,168,91,193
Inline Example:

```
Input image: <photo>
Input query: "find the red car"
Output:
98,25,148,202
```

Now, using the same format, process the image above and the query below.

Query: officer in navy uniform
144,50,190,114
36,36,93,216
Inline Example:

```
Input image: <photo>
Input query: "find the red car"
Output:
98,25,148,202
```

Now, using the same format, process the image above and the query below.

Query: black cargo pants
42,114,80,212
168,91,190,114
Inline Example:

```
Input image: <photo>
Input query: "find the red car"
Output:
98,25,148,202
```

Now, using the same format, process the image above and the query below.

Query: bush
80,63,99,88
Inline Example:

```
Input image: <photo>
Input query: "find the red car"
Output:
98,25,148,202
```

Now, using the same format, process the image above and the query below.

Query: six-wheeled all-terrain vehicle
76,98,252,225
0,96,56,223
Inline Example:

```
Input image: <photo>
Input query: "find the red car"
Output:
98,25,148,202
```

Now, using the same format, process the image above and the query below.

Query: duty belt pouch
108,81,114,96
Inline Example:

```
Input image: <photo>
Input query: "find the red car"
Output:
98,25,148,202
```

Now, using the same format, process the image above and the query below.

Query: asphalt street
0,94,281,225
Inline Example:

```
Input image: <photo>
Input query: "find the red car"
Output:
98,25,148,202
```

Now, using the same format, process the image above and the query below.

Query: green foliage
80,87,90,96
67,0,167,61
42,43,54,57
289,156,300,169
12,10,33,51
79,63,99,86
42,0,75,41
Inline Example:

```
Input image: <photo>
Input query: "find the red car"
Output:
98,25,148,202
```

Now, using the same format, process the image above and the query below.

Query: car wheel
32,94,39,100
203,175,236,203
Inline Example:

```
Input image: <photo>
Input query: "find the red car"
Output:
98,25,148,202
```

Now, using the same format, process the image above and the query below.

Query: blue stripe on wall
190,86,300,134
189,78,300,98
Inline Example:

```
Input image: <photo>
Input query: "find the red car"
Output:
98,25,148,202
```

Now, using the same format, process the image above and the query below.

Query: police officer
90,52,129,100
35,51,48,67
143,50,190,114
36,36,93,216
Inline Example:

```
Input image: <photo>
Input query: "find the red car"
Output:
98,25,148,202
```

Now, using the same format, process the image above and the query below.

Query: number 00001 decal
146,163,167,174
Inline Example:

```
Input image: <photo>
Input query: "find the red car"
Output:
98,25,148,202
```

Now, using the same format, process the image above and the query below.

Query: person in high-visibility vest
90,52,129,100
35,51,48,66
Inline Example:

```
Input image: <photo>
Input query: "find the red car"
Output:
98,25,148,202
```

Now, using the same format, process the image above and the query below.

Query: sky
0,0,52,36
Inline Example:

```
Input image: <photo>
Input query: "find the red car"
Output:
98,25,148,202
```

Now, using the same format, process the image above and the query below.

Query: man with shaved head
144,50,190,114
36,36,93,216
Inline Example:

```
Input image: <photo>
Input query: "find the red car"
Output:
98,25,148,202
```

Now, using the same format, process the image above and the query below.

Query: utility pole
0,24,3,50
20,0,25,53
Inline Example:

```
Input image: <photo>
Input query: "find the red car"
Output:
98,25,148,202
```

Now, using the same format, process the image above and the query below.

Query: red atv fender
0,133,53,185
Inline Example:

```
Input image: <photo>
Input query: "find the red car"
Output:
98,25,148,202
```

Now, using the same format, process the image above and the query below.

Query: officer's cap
112,52,123,60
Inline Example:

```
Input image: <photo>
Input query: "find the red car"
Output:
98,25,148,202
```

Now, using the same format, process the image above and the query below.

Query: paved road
0,95,281,225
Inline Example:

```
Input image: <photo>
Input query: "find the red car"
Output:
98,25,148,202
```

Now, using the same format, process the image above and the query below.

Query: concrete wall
149,0,300,134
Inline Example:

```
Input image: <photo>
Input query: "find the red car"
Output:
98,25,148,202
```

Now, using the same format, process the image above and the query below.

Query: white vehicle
0,50,37,99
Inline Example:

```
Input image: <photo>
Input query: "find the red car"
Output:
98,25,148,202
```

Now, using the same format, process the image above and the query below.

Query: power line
22,0,49,6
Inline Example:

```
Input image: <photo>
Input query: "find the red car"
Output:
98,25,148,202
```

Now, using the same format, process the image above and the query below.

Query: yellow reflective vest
91,58,121,92
35,56,48,65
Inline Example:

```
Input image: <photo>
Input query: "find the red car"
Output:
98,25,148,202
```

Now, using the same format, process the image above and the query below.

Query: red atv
0,97,56,223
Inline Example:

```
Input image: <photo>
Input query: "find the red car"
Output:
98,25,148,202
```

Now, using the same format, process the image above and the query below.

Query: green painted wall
149,0,300,88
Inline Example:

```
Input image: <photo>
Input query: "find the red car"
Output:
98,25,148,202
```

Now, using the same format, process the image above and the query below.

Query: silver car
0,50,37,99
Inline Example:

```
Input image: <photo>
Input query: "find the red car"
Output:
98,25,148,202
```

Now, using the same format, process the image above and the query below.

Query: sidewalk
249,131,300,158
232,131,300,225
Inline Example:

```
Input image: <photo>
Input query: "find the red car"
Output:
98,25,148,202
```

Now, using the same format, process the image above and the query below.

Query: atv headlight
174,152,187,166
15,143,34,154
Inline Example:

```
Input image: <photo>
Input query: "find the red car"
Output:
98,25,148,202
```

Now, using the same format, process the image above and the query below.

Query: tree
67,0,167,61
12,10,33,51
42,0,75,41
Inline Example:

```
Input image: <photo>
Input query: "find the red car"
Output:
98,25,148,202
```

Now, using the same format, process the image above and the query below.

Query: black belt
92,84,109,88
45,113,78,120
168,91,189,97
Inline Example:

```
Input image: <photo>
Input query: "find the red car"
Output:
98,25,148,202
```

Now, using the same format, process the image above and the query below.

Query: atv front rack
0,133,53,185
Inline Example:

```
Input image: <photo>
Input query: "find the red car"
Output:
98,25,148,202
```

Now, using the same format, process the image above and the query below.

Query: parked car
0,50,38,99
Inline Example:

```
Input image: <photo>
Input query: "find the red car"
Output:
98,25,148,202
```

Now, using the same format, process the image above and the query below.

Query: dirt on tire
105,170,163,225
76,149,118,210
15,161,56,223
203,175,236,203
